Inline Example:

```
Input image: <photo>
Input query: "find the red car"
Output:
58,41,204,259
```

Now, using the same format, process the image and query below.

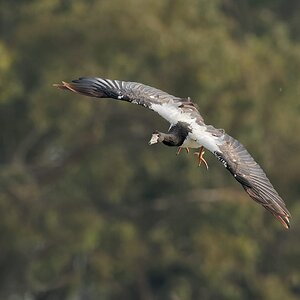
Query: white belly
181,134,201,148
181,128,221,154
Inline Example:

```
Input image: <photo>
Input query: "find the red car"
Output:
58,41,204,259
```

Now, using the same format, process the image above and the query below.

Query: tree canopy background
0,1,300,299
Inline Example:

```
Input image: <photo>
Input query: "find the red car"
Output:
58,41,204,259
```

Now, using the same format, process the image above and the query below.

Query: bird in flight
54,77,291,229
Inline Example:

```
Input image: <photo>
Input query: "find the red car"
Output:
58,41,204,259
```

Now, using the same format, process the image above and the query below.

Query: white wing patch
150,102,184,125
150,102,221,153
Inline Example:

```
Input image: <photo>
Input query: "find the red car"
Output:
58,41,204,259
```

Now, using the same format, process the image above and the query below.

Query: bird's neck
161,133,182,147
161,123,189,147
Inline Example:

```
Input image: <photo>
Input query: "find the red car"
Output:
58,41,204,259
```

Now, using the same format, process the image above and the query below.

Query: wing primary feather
54,77,177,105
214,132,291,229
53,77,206,125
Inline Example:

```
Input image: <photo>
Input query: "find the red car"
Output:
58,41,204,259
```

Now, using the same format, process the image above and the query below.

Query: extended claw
176,147,190,155
194,146,208,170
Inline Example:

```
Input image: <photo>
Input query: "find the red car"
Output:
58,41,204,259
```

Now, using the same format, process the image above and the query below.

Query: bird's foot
194,146,208,170
176,147,190,155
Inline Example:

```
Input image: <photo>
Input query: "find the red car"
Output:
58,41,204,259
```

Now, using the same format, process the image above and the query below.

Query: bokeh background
1,1,300,299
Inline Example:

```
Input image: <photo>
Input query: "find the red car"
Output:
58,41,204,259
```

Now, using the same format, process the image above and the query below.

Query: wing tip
53,81,79,93
52,82,66,89
273,213,290,229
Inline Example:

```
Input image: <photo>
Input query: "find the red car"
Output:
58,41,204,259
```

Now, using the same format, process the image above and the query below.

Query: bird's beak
149,133,159,145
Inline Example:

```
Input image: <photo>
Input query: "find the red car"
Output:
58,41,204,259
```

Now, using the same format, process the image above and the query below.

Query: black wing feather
54,77,182,108
54,77,205,124
215,132,290,228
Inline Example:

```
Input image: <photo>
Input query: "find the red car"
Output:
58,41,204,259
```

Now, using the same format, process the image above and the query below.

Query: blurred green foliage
0,0,300,299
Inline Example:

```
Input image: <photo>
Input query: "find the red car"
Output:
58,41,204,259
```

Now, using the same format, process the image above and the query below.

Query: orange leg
176,147,190,155
194,146,208,169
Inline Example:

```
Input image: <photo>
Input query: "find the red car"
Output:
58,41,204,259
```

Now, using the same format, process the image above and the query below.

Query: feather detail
214,131,290,229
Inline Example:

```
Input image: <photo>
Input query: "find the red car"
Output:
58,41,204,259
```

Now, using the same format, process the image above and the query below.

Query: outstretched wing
54,77,204,125
212,130,290,228
54,77,290,228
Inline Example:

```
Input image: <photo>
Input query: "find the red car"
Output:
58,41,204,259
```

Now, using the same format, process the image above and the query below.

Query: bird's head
149,131,164,145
